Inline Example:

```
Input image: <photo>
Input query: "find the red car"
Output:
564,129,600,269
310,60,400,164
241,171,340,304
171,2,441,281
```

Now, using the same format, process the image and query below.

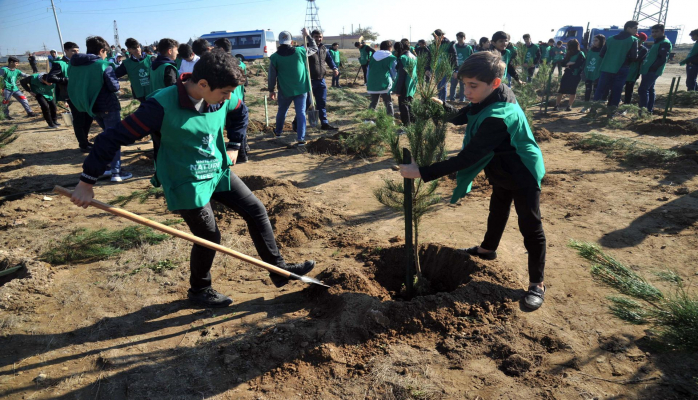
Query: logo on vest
138,68,148,78
198,134,216,158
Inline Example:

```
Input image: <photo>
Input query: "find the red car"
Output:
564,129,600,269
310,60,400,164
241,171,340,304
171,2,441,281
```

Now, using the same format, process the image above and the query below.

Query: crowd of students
0,23,696,310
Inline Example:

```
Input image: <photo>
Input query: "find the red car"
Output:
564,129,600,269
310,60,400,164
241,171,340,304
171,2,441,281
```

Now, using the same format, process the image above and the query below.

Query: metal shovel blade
307,109,319,128
290,272,330,288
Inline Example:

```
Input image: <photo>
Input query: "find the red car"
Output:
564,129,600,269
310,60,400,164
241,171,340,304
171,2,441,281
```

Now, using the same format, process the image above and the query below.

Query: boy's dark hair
523,34,530,40
492,31,508,43
354,42,360,47
214,37,232,52
557,41,563,45
86,36,109,56
691,29,698,36
125,38,140,49
624,20,639,31
393,41,405,55
311,30,322,36
379,40,391,51
192,38,211,56
63,41,79,51
332,42,339,47
417,39,426,45
191,49,245,90
457,51,504,83
594,34,606,48
456,32,465,38
178,43,193,59
157,38,179,54
548,39,555,44
8,56,19,63
479,37,489,46
434,29,444,37
651,24,665,31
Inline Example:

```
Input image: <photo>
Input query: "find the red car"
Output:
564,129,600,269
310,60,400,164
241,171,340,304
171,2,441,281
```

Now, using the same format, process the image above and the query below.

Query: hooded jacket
69,53,121,113
151,55,178,88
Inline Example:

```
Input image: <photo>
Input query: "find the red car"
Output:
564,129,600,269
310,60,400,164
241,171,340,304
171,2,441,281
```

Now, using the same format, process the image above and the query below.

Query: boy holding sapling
398,51,547,310
70,49,315,308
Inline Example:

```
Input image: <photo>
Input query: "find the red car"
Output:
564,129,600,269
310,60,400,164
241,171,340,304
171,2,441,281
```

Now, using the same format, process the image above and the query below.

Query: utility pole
410,26,412,43
113,20,121,49
342,26,345,49
49,0,64,50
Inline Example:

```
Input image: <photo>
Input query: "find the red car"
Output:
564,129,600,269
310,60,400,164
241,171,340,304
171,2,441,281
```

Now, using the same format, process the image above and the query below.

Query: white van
199,29,277,61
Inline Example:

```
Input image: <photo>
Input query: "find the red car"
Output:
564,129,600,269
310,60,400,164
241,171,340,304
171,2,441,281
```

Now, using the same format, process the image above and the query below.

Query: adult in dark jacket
680,29,698,91
593,20,639,107
638,24,673,112
293,30,339,131
28,55,38,73
68,36,130,182
46,42,91,151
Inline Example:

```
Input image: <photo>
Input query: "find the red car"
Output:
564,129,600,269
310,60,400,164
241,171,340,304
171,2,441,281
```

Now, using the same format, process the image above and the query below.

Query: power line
1,15,52,30
67,0,269,15
2,5,47,20
1,10,51,25
67,0,205,13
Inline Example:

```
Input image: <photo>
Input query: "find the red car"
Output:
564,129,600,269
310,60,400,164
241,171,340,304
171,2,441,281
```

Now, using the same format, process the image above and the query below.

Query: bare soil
1,62,697,399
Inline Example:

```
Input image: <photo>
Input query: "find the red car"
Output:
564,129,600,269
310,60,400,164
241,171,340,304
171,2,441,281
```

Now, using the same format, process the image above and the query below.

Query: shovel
54,186,330,288
303,32,320,128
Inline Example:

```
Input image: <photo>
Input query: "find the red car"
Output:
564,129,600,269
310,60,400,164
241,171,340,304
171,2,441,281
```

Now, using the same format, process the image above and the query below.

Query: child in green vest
151,38,179,93
624,33,648,105
1,57,36,120
680,29,698,91
367,41,397,116
593,20,639,107
355,40,375,85
491,31,522,86
553,39,586,111
551,41,567,76
398,51,548,310
329,43,342,88
450,32,473,102
393,41,417,126
69,36,130,182
19,73,58,128
70,49,316,308
638,24,673,112
582,34,606,107
522,34,541,83
115,38,153,102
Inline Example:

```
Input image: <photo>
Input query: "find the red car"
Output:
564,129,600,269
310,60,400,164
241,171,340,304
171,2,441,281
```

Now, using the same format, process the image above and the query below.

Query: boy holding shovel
398,51,547,310
70,49,315,308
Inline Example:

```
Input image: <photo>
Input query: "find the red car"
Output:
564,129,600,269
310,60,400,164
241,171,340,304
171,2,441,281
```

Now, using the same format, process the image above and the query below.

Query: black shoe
236,156,248,164
270,260,316,288
461,246,497,260
53,121,62,126
47,125,58,129
523,285,545,310
565,106,572,112
188,287,233,308
5,115,14,120
552,106,560,111
295,140,307,147
27,112,38,118
79,144,93,153
321,123,338,130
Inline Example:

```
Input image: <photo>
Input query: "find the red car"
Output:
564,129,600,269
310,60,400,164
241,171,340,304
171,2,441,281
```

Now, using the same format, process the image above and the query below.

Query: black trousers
398,95,413,126
35,95,57,127
584,80,609,102
177,173,285,290
624,81,636,104
67,99,94,148
480,185,546,283
361,64,368,83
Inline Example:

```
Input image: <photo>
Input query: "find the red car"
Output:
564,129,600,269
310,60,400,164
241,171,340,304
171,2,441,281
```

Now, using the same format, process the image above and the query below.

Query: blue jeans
331,72,341,87
309,79,328,124
437,76,448,103
276,92,307,142
687,64,698,91
94,111,122,174
638,72,659,112
594,67,630,107
449,76,464,101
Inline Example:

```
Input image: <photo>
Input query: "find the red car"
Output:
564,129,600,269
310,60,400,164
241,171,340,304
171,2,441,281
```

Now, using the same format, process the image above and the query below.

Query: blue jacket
70,53,121,113
80,76,248,184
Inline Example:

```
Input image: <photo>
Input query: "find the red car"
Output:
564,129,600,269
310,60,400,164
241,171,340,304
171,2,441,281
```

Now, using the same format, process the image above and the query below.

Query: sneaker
100,170,112,177
79,145,93,153
188,287,233,308
552,106,559,111
5,115,14,120
270,260,316,288
52,121,62,126
523,285,545,310
565,106,572,112
292,119,297,133
274,132,283,138
580,107,589,113
47,125,58,129
236,156,248,164
321,123,338,131
111,171,132,182
460,246,498,260
27,112,38,118
296,141,307,147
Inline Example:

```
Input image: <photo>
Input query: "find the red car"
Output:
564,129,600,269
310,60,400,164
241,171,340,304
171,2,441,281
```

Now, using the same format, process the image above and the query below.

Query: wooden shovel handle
53,186,292,279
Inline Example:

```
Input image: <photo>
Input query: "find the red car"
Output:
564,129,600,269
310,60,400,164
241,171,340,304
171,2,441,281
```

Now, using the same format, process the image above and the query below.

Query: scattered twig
576,371,660,385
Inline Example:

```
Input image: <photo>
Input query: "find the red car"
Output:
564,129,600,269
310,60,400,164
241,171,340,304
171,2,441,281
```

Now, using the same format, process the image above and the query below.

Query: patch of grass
569,240,698,350
162,218,184,226
0,125,19,147
246,78,260,87
41,226,169,264
581,102,652,128
340,109,397,157
573,132,679,165
139,259,178,274
245,96,266,107
655,90,698,107
120,99,140,119
328,87,369,108
109,187,164,206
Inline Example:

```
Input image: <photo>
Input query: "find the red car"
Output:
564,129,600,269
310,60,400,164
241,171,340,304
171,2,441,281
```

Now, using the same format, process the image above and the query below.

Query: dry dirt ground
0,61,697,399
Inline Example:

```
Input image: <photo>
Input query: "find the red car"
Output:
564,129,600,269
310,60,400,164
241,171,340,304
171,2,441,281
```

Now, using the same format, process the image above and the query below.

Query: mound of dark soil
534,127,554,142
247,120,294,135
630,119,698,136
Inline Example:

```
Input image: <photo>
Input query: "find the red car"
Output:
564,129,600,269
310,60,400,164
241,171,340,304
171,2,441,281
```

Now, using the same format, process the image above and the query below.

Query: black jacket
419,84,538,190
307,42,338,80
46,55,70,101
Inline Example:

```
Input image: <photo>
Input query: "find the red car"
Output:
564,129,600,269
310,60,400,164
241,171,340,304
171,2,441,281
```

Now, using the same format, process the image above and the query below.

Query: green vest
584,49,602,81
540,46,551,63
359,45,372,65
329,49,341,66
150,63,176,93
400,53,417,98
641,38,672,76
30,74,54,100
626,49,644,82
367,54,397,92
175,57,183,71
600,35,637,74
270,47,309,97
500,48,512,78
234,60,246,101
53,59,70,101
455,44,473,66
451,101,545,203
681,42,698,66
551,46,566,62
54,59,69,78
525,44,539,64
67,60,110,117
150,85,241,211
1,67,22,92
123,56,153,99
569,53,585,76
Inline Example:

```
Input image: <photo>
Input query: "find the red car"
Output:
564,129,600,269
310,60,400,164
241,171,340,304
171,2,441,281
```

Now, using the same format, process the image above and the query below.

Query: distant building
321,35,366,49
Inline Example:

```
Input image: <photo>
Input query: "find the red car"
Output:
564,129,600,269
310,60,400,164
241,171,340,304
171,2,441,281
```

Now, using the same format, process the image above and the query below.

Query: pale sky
1,0,695,55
